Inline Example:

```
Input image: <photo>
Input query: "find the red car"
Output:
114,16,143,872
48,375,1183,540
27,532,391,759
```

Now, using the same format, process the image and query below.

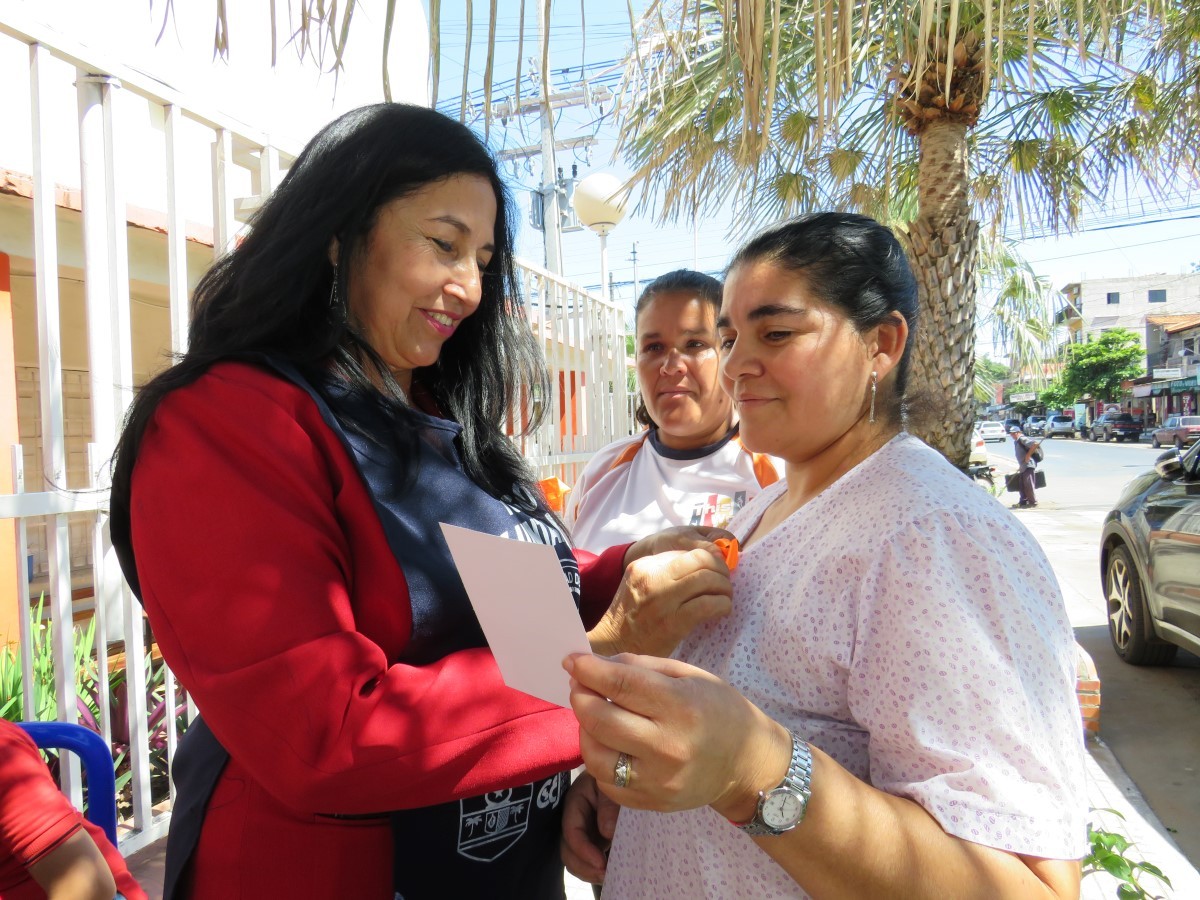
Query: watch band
735,731,812,837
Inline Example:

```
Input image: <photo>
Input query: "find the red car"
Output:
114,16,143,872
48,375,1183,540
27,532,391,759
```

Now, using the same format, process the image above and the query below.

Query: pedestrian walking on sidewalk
1010,424,1042,508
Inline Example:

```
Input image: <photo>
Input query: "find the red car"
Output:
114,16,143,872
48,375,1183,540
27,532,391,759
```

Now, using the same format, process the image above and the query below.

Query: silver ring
613,752,631,789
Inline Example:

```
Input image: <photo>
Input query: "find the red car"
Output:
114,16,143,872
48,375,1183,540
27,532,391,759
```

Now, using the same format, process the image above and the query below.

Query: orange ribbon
714,537,739,571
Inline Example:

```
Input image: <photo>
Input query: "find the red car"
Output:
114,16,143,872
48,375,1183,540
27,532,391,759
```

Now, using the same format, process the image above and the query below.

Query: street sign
1154,367,1183,379
1011,392,1036,402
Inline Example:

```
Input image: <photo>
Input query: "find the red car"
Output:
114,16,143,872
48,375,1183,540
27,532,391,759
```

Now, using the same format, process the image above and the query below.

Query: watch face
761,789,805,829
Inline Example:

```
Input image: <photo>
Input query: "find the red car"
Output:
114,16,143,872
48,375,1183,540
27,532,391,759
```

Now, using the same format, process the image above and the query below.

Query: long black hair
632,269,724,429
727,212,919,424
110,103,552,569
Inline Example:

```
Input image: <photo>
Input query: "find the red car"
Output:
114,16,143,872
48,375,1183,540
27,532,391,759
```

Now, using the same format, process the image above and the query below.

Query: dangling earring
328,264,340,309
869,370,877,424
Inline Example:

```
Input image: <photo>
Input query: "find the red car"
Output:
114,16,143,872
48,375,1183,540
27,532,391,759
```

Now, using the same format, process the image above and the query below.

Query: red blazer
128,362,626,898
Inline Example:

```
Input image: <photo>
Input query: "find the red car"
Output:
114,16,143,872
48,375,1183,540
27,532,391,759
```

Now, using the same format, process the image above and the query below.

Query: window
1148,289,1167,303
1106,291,1120,304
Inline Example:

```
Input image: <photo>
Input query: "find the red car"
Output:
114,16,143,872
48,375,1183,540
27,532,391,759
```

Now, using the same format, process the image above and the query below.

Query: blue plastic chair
18,721,119,847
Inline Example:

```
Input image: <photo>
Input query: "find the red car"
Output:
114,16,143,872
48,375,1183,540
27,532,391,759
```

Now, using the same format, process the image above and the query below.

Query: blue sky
431,0,1200,359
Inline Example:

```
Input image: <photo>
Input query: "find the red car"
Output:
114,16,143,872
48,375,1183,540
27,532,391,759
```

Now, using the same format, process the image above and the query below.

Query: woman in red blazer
108,104,732,899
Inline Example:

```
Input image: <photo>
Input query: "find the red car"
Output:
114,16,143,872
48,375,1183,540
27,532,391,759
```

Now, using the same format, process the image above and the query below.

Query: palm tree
177,0,1192,464
610,0,1190,465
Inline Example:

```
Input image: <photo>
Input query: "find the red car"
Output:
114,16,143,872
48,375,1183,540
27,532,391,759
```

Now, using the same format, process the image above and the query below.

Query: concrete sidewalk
1000,472,1200,898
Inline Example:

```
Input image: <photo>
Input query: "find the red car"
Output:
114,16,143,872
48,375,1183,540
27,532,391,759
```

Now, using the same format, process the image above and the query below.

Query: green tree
973,355,1009,404
1038,379,1074,411
1051,328,1145,405
609,0,1189,466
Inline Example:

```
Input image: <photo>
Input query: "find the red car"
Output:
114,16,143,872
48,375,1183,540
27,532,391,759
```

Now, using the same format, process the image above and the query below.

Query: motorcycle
967,462,998,493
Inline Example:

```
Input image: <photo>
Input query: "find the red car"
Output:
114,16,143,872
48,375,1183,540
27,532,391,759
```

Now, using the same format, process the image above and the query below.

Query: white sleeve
565,441,621,530
845,509,1088,860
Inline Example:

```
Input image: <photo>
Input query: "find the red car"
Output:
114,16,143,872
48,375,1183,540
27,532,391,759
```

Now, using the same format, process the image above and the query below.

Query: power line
1025,225,1200,263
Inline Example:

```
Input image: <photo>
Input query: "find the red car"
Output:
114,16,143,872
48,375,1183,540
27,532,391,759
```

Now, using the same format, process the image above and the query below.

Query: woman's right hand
560,772,620,884
587,546,732,658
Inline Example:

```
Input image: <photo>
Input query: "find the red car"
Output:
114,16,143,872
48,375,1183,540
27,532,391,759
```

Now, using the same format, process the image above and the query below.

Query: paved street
985,432,1200,894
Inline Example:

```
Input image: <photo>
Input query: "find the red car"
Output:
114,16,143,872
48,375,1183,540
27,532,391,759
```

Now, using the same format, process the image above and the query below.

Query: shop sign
1154,367,1183,379
1011,392,1036,402
1169,376,1198,394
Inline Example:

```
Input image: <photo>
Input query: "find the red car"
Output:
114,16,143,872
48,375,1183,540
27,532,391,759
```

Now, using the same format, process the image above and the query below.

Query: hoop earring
869,370,877,424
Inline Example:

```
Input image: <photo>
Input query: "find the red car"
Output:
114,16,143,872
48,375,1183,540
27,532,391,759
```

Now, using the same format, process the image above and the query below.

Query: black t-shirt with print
307,368,577,900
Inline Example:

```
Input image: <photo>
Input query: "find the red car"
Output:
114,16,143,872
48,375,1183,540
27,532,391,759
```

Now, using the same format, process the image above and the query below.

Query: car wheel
1115,435,1124,443
1089,431,1098,442
1152,436,1160,448
1105,545,1177,666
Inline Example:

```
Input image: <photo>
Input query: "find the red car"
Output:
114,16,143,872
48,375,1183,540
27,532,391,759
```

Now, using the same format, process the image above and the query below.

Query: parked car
1023,415,1047,436
1045,415,1076,437
1100,441,1200,664
1089,412,1143,443
1003,418,1023,433
969,428,988,464
1151,415,1200,450
976,421,1007,442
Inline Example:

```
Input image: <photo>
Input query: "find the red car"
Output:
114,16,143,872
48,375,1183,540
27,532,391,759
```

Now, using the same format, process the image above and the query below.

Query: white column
599,232,610,302
165,104,190,354
33,43,80,802
212,128,236,257
79,68,152,830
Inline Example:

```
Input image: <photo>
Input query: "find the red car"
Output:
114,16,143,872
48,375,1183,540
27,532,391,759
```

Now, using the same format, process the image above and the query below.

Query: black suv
1090,413,1143,443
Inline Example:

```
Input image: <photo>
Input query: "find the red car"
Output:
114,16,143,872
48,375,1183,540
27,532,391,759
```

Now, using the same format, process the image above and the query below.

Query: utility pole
630,242,639,303
537,0,562,273
488,30,611,276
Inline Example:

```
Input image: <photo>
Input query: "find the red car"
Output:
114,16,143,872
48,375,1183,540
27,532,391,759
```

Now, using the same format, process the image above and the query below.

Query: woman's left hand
563,653,791,822
623,525,734,568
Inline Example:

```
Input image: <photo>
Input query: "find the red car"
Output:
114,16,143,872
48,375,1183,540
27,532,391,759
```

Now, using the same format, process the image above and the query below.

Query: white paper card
440,522,591,708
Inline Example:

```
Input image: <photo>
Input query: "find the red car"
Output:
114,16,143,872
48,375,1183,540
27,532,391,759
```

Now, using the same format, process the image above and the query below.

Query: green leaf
1098,852,1134,880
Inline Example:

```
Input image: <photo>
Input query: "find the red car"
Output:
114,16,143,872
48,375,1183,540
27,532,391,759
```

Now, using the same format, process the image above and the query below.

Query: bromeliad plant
0,597,98,723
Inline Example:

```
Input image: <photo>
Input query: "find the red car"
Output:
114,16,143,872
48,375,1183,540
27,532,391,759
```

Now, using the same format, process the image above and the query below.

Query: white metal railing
1,9,632,859
517,261,634,487
1,11,298,855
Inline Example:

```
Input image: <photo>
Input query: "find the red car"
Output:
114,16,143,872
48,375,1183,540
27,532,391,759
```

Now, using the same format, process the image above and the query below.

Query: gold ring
613,752,631,789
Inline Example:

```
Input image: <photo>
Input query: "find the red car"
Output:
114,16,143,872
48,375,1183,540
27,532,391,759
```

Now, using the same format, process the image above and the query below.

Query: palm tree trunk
902,120,980,468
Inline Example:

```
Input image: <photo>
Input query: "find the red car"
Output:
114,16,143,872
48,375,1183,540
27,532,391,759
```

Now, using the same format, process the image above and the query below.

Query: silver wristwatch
735,731,812,837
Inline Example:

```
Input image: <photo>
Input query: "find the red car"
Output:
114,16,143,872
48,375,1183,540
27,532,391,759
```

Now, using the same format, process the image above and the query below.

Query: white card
440,522,591,708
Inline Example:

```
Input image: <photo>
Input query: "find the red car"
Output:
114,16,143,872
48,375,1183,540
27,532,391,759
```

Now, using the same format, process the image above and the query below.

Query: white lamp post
573,172,629,301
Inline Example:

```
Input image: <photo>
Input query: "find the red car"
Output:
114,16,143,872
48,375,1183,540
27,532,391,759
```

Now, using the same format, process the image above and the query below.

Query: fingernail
562,654,577,673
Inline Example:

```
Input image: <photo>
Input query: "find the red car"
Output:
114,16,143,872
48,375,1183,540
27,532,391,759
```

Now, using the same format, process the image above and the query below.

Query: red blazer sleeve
576,544,629,629
129,364,581,815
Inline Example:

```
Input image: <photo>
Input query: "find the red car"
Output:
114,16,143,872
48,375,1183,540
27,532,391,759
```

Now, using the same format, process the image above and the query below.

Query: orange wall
0,253,20,647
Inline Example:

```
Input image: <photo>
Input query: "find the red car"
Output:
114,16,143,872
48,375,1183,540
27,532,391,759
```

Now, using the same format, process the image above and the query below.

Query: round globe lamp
573,172,630,300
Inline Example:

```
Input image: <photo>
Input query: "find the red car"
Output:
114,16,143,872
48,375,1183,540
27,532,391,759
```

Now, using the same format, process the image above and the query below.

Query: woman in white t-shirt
560,214,1087,899
567,270,779,553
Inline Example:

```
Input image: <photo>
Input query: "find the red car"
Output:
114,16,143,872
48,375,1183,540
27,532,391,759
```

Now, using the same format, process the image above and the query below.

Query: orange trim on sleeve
608,433,649,472
732,435,780,488
751,453,780,488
